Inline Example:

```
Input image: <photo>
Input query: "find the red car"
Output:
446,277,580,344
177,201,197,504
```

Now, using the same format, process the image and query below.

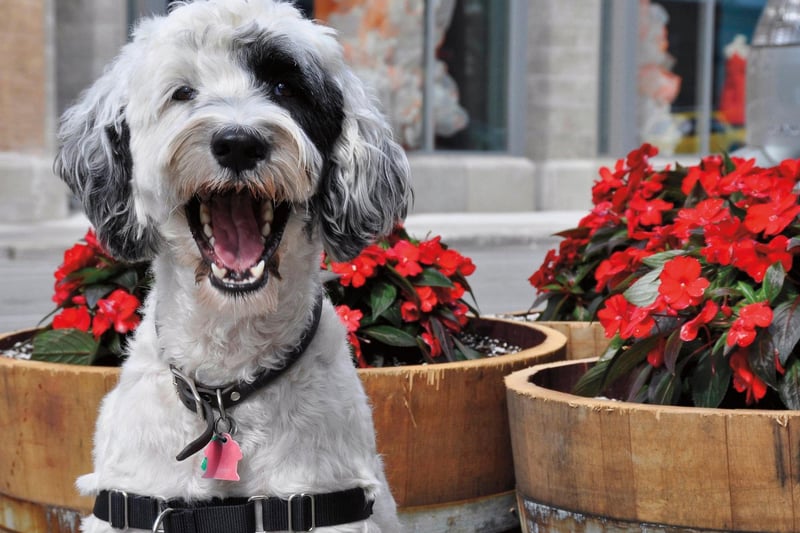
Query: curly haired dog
56,1,410,531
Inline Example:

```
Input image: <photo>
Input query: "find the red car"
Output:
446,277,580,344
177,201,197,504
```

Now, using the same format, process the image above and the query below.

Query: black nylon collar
170,292,324,460
94,487,374,532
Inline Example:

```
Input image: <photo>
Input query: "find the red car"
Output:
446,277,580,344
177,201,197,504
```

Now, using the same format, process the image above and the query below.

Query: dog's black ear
316,70,412,262
55,53,159,262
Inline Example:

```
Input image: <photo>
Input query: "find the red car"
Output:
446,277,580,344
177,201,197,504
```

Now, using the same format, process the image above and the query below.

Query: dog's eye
272,82,294,98
172,86,197,101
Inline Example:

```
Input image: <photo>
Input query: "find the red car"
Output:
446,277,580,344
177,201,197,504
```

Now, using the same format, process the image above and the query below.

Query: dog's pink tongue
210,193,264,272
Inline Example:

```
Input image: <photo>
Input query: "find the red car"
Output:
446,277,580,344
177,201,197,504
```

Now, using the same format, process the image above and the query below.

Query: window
601,0,766,157
316,0,524,153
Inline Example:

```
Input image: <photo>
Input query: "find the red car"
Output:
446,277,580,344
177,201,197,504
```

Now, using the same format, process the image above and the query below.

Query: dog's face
56,0,410,303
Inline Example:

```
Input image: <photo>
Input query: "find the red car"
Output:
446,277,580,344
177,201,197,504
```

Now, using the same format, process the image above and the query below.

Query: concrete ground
0,211,583,332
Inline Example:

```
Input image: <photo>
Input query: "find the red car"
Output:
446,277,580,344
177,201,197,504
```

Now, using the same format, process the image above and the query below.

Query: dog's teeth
261,222,271,237
250,260,265,279
209,236,216,247
200,203,211,224
203,224,213,238
211,263,228,279
262,203,274,223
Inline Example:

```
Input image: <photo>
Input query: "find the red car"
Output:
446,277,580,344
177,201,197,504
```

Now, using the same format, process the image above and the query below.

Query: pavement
0,210,584,332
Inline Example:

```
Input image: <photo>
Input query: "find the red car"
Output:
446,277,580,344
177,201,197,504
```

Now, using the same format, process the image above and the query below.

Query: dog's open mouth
186,191,290,293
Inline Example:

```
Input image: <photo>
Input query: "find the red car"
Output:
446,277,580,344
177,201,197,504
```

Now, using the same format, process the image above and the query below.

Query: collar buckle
171,365,204,417
288,493,316,532
107,489,129,529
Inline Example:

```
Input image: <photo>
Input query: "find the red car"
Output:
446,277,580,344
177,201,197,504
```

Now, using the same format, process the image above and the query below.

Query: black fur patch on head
237,35,345,159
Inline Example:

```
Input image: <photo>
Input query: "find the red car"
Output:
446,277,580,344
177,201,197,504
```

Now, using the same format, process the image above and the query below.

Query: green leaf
626,363,653,402
84,284,116,309
385,265,419,301
663,329,682,375
369,281,397,321
602,335,660,391
690,351,731,407
428,317,456,361
573,357,613,398
31,328,99,365
763,262,786,304
360,325,419,347
641,250,685,268
778,359,800,409
113,269,141,292
771,300,800,367
624,267,663,307
749,331,778,389
413,268,454,288
67,265,120,285
736,281,758,304
722,152,736,174
649,368,681,405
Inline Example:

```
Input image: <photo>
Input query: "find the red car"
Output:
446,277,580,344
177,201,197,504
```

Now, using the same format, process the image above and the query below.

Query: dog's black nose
211,128,269,173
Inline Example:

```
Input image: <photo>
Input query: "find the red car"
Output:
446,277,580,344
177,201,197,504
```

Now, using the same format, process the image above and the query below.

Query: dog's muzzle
185,191,291,293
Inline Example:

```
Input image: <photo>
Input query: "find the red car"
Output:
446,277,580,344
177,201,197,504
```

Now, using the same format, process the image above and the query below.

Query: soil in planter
362,320,530,366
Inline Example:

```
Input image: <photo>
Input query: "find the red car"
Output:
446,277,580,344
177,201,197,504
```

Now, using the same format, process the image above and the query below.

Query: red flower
418,236,474,277
726,301,773,348
647,337,666,368
673,198,730,240
415,286,438,313
400,301,420,322
744,193,800,237
52,305,92,332
595,249,650,292
329,255,377,288
620,304,656,339
53,278,81,306
701,218,745,266
597,294,634,339
729,350,768,404
386,240,423,277
626,195,672,230
434,281,465,305
92,289,141,339
679,300,719,341
335,305,363,333
421,328,442,358
658,256,709,310
55,243,96,281
732,235,792,283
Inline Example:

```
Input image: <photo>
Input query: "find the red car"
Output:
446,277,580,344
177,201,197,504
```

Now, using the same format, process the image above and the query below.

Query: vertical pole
422,0,436,151
602,0,639,157
697,0,716,155
507,0,528,155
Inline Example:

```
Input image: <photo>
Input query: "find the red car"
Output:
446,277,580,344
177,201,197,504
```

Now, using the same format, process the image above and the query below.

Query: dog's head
56,0,410,301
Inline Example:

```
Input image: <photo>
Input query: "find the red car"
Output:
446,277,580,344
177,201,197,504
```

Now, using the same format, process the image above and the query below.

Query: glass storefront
610,0,766,156
316,0,512,152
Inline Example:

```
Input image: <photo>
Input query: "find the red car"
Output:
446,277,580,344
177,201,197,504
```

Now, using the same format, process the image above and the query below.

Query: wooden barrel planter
505,357,800,533
0,318,567,533
361,317,567,532
0,330,118,533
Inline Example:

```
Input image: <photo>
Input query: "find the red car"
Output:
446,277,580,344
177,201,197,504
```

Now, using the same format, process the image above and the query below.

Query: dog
55,1,410,531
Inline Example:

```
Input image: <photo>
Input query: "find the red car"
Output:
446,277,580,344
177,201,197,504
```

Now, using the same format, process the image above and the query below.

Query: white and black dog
56,1,410,531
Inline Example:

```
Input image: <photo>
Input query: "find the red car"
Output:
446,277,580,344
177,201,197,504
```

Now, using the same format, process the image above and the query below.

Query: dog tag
201,433,243,481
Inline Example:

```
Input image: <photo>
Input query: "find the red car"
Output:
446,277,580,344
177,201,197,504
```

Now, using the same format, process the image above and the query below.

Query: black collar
94,487,374,532
170,292,323,461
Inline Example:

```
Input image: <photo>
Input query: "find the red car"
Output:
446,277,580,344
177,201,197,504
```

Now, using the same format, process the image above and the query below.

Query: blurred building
0,0,769,222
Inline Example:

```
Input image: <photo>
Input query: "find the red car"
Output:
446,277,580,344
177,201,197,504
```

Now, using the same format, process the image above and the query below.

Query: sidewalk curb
0,211,584,257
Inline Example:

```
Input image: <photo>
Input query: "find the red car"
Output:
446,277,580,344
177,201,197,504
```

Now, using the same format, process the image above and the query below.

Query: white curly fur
56,1,410,531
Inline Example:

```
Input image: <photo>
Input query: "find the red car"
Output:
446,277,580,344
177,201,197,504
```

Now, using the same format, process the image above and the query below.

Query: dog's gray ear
55,53,159,262
317,70,412,261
